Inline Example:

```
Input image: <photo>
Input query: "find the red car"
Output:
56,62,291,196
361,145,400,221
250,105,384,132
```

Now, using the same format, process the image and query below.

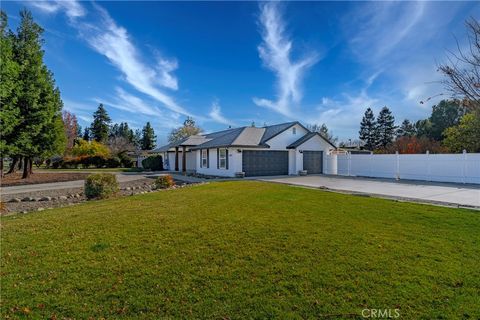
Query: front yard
1,181,479,318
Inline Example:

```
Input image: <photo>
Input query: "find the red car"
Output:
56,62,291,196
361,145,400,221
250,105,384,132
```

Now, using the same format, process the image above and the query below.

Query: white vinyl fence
331,151,480,184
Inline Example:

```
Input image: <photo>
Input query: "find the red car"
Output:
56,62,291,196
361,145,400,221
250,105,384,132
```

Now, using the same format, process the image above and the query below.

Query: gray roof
155,121,333,152
286,132,336,149
260,121,298,144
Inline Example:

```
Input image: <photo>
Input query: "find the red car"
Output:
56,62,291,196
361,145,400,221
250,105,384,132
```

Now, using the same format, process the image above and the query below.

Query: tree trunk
7,157,19,174
22,157,31,179
18,156,23,171
0,157,3,177
29,158,33,174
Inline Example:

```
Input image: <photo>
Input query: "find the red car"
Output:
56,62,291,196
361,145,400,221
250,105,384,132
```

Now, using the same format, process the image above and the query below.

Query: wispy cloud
253,2,319,117
208,100,234,126
29,0,190,117
30,0,86,20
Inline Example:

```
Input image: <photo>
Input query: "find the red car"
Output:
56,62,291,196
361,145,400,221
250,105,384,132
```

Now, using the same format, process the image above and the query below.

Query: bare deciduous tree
438,18,480,110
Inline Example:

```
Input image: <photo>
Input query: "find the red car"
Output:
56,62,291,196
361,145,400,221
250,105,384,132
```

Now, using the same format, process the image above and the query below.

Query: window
219,149,227,169
292,127,296,135
202,149,208,167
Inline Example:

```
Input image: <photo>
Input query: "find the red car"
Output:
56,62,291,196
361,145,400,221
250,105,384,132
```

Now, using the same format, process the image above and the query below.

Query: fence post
395,151,399,180
462,149,467,184
426,150,430,181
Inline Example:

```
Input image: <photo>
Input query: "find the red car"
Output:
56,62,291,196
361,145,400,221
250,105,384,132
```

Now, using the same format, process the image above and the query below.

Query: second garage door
303,151,323,174
242,150,288,177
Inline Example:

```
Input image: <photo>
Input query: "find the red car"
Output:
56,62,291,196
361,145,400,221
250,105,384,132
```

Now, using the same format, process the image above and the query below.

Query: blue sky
3,1,479,145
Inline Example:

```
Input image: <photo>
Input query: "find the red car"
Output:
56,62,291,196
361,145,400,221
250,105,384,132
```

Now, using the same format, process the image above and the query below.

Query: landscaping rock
22,197,32,202
9,198,21,203
126,187,131,191
59,196,68,201
40,196,52,201
37,207,44,211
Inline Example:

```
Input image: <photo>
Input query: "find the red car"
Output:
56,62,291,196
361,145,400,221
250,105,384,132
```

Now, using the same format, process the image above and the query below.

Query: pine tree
133,129,142,149
375,106,396,149
168,117,202,143
10,10,65,178
82,127,90,141
90,103,111,143
141,122,157,150
396,119,416,137
0,11,20,175
359,108,377,150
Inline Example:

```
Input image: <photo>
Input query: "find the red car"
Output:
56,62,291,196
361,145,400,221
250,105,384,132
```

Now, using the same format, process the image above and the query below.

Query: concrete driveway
254,175,480,209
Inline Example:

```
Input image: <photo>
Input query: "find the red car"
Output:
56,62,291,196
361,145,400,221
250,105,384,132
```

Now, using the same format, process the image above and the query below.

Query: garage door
303,151,323,174
242,150,288,177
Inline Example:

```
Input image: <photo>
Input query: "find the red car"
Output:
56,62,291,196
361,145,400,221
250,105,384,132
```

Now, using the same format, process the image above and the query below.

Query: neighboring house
153,121,336,177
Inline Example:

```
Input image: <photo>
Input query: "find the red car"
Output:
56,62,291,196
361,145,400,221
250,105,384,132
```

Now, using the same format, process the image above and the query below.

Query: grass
1,181,479,319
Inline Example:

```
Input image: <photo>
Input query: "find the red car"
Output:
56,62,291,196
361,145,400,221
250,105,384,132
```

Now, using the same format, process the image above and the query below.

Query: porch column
175,147,179,171
182,146,187,173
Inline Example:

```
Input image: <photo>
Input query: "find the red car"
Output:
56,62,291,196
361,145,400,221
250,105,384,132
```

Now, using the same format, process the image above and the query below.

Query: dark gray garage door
303,151,323,174
242,150,288,177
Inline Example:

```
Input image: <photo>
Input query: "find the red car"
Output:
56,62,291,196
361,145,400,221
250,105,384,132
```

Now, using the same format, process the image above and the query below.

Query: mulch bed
1,172,90,187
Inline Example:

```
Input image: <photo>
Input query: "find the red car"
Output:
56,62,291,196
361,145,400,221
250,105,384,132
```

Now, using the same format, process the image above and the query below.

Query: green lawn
1,181,479,319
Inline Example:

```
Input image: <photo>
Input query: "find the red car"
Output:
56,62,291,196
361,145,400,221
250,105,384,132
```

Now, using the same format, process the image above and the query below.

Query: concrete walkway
253,175,480,209
0,172,207,196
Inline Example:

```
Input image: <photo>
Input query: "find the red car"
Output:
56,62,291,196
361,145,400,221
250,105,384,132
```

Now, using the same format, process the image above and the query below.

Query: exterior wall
195,148,238,177
265,124,309,150
293,135,335,174
336,152,480,184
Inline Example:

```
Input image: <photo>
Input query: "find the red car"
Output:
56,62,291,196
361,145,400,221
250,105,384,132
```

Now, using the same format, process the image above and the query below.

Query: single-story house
152,121,336,177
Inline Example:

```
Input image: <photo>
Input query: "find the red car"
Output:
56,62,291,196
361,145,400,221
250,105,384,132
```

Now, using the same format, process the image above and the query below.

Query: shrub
154,175,174,189
106,157,122,168
84,173,119,200
119,153,134,168
142,155,163,171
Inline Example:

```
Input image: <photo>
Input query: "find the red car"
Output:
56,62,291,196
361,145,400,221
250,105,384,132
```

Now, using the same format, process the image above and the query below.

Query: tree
0,11,20,175
308,123,337,144
71,139,110,158
108,136,135,156
90,103,111,143
62,110,79,151
443,110,480,153
133,129,142,149
110,122,134,142
396,119,416,137
141,122,157,150
168,117,202,143
8,10,65,178
358,108,377,150
415,119,432,138
375,107,396,149
386,136,445,154
438,18,480,109
428,100,466,141
82,127,90,141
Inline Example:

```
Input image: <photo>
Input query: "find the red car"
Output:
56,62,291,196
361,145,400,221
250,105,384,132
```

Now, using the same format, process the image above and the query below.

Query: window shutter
199,150,202,168
226,149,229,170
217,148,219,169
207,149,209,168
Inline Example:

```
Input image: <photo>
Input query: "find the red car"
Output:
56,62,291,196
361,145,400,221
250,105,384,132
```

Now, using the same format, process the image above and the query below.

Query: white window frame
292,127,296,135
201,149,208,167
219,148,227,169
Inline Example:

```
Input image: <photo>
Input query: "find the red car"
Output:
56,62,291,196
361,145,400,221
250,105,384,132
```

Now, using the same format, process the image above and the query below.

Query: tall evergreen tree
141,122,157,150
90,103,111,143
375,106,396,149
396,119,416,137
133,129,142,149
9,10,65,178
358,108,377,150
0,11,20,175
82,127,90,141
428,100,466,141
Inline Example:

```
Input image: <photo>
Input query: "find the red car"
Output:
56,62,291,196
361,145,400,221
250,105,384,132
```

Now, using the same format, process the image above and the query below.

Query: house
153,121,336,177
